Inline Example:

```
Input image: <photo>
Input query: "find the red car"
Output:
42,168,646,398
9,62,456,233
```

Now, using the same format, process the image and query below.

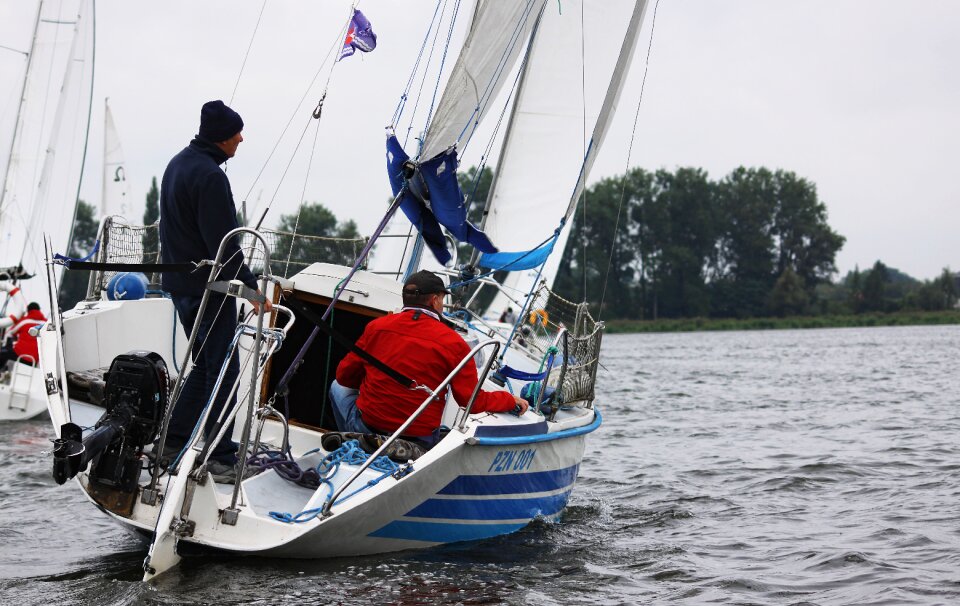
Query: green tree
555,167,648,318
861,260,888,312
58,200,98,309
273,203,361,275
142,176,160,255
710,167,844,317
768,266,809,316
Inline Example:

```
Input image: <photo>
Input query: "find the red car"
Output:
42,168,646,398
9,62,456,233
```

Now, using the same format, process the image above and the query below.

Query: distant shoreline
604,311,960,333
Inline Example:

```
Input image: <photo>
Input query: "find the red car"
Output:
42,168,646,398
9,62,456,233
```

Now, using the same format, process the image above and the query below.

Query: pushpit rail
144,227,275,505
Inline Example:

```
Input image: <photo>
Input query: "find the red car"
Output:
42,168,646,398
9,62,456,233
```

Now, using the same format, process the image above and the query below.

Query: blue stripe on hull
406,490,572,520
369,520,529,543
437,464,580,496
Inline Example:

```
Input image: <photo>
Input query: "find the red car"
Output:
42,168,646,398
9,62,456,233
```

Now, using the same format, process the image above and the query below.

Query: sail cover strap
58,261,196,272
283,297,416,390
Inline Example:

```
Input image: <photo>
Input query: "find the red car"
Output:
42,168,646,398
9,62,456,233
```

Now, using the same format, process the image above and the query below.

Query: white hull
66,397,596,559
0,362,48,421
41,262,601,575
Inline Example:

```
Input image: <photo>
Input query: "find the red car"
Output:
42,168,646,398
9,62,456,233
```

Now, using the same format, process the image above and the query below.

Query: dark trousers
168,294,239,464
0,345,18,368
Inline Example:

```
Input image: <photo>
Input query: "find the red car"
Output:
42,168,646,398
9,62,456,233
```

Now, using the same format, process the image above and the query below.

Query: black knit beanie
198,100,243,143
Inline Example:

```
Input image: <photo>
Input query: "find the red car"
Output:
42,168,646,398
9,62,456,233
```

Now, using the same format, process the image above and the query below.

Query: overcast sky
1,0,957,281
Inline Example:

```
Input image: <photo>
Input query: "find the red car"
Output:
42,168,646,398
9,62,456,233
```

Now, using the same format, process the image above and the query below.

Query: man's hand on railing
511,395,529,416
250,289,274,315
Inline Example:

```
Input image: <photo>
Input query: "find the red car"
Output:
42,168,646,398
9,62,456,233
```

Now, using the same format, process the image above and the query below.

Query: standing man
159,100,269,481
329,270,528,446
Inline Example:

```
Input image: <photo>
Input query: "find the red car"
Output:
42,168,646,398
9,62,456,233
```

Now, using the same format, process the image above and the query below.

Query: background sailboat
0,0,94,296
100,98,137,222
0,0,95,421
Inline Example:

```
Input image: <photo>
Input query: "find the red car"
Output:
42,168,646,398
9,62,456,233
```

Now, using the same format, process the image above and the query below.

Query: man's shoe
207,460,261,484
145,442,184,469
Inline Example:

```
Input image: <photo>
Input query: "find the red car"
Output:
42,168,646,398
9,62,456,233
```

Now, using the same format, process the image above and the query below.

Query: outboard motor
52,351,168,491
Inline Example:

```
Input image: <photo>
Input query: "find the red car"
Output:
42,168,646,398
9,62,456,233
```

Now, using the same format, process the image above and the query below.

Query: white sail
419,0,547,161
0,0,92,275
481,0,649,319
101,100,135,222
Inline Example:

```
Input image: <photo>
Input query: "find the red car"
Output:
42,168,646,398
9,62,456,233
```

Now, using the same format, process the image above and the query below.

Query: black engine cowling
52,351,169,491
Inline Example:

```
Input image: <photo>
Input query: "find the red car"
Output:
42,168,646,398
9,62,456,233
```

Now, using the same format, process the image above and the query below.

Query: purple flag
339,10,377,60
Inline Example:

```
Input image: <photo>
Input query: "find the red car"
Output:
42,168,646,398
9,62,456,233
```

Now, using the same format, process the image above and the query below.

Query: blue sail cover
478,236,556,271
386,135,497,265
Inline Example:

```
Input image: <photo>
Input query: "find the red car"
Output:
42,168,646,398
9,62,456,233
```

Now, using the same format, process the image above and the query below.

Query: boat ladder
5,355,36,412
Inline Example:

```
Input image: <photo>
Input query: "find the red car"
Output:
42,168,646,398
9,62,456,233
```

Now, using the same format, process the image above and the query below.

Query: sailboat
0,0,95,421
38,0,650,580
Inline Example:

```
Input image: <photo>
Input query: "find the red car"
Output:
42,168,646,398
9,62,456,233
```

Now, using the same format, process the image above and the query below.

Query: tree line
551,166,956,319
60,165,956,318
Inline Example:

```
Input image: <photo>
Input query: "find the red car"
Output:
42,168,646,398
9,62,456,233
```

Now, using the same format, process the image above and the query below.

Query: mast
0,1,44,229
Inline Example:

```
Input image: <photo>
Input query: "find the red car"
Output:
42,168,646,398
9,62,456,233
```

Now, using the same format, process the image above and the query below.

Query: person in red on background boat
329,270,528,446
0,282,46,368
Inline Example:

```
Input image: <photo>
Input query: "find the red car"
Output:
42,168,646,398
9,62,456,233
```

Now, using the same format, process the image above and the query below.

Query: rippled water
1,325,958,605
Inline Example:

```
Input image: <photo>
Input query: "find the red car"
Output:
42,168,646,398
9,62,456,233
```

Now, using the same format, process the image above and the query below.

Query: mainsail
479,0,650,319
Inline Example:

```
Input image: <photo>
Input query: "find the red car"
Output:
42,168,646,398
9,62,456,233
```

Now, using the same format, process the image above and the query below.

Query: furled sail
479,0,649,320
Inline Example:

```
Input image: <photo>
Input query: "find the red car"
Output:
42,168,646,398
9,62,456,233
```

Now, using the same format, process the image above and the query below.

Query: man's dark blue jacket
159,137,257,296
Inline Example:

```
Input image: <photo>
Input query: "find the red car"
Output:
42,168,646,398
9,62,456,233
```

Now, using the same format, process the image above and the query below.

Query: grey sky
1,0,956,281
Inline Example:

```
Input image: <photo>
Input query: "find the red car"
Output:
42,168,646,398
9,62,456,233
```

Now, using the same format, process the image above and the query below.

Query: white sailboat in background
38,0,651,580
100,98,137,222
0,0,95,421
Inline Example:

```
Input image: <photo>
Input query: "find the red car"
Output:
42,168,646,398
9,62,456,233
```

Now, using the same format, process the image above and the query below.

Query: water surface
1,325,958,604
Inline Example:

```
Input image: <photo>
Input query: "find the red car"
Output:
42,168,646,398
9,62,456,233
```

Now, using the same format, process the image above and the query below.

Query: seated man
0,301,46,368
330,270,528,445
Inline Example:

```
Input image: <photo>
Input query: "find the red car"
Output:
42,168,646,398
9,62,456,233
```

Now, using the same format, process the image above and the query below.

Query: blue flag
340,10,377,60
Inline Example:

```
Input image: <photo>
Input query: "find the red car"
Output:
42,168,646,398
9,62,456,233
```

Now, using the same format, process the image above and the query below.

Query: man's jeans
168,294,239,464
328,380,443,447
329,380,372,434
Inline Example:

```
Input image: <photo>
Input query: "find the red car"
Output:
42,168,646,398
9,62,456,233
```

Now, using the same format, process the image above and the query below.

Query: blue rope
444,309,484,334
53,239,100,266
269,440,401,524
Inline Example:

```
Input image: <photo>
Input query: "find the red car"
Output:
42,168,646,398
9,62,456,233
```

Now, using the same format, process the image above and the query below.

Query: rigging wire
402,0,451,150
391,0,444,128
419,0,462,149
229,0,268,106
283,116,323,276
579,0,588,303
456,0,540,159
242,13,345,226
598,0,662,319
58,0,96,275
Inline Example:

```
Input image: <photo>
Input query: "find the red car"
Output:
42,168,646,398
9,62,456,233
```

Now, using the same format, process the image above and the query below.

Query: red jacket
336,308,515,436
10,308,46,364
